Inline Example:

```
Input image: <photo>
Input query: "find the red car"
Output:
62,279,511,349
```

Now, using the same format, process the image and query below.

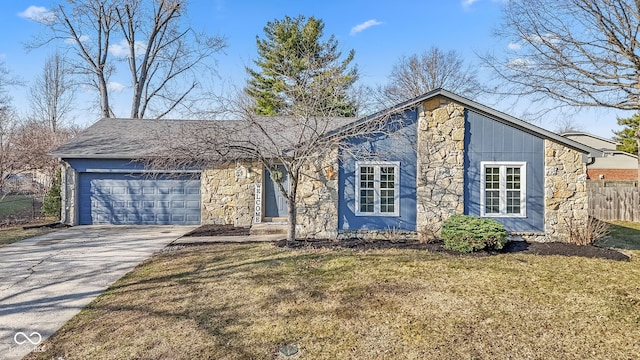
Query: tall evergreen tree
245,15,358,116
612,113,639,155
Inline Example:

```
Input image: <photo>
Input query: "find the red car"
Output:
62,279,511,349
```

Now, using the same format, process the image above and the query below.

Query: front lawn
598,221,640,250
0,225,55,247
27,243,640,359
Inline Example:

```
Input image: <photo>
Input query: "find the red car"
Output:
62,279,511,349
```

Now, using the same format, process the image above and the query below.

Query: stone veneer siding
296,147,340,239
201,155,339,236
201,162,261,226
60,162,77,225
540,139,589,242
416,97,465,238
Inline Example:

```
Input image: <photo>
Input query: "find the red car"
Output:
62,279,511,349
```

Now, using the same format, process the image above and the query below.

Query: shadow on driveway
0,225,195,360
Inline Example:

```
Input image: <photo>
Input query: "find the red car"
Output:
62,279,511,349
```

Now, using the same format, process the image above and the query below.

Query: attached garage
78,173,201,225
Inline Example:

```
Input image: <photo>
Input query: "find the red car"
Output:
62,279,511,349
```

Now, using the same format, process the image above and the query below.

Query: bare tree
33,0,226,119
554,118,584,134
383,47,484,104
483,0,640,179
12,121,74,179
114,0,226,118
28,52,75,131
150,84,411,243
0,62,22,195
0,110,20,196
0,61,20,115
39,0,118,118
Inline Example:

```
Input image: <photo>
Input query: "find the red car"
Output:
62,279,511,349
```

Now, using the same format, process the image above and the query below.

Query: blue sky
0,0,632,137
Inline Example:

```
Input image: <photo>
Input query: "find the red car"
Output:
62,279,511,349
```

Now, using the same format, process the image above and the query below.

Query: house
561,132,638,181
51,89,603,242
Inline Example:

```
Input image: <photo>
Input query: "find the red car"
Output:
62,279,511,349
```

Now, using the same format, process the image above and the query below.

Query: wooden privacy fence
588,181,640,222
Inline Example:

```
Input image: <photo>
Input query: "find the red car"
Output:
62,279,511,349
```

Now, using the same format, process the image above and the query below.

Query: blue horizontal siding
65,158,148,172
464,110,545,232
338,110,417,231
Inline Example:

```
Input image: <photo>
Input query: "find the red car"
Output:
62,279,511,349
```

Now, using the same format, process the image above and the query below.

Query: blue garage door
78,173,201,225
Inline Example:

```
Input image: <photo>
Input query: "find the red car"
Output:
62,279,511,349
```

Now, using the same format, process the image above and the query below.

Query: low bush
441,215,507,253
564,215,610,246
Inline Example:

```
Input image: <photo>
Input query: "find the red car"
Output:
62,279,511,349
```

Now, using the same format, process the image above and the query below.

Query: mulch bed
183,224,251,237
184,224,630,261
274,238,630,261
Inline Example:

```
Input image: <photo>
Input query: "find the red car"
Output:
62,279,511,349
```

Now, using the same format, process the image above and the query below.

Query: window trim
480,161,527,218
355,161,400,217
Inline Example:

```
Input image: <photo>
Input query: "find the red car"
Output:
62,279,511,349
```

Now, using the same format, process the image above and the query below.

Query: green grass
26,243,640,360
0,194,35,218
0,225,55,247
598,221,640,250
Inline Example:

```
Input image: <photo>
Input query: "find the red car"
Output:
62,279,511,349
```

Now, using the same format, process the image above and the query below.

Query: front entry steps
250,222,288,236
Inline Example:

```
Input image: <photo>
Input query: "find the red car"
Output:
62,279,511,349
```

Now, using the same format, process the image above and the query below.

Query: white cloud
462,0,481,7
350,19,383,36
109,39,147,57
524,33,560,45
107,82,126,92
65,34,90,44
18,6,55,24
508,58,534,67
508,42,522,50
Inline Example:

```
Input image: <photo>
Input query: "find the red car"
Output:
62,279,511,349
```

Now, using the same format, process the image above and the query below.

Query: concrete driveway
0,225,195,360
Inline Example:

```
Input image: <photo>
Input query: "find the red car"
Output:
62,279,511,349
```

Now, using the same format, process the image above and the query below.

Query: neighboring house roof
51,89,604,160
560,132,619,151
327,88,604,158
561,131,637,168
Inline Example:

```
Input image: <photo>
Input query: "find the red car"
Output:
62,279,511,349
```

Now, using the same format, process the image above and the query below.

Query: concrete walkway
0,225,195,360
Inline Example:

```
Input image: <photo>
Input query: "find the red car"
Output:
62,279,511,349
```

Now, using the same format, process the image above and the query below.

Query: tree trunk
636,130,640,183
286,178,298,243
286,196,296,243
98,73,111,118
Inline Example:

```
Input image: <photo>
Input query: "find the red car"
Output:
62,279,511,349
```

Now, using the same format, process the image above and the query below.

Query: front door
264,165,289,218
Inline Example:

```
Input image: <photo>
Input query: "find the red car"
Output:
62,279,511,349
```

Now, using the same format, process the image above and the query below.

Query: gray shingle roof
51,89,604,160
50,116,355,159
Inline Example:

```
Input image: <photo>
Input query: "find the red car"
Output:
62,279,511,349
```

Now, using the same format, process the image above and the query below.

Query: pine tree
245,15,358,116
612,113,639,155
42,169,61,219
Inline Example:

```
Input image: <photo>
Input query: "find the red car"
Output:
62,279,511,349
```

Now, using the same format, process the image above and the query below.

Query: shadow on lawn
597,222,640,250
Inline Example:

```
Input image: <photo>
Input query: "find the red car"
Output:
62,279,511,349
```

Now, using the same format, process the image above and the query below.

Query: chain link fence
1,174,48,227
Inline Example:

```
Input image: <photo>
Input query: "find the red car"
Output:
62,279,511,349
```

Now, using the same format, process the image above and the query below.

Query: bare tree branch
484,0,640,179
383,47,485,103
28,52,76,131
31,0,226,119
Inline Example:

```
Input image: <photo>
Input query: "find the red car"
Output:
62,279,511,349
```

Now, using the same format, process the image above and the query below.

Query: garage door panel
79,173,201,225
186,200,200,209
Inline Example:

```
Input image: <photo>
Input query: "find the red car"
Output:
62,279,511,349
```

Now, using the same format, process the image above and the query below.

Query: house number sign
254,183,262,223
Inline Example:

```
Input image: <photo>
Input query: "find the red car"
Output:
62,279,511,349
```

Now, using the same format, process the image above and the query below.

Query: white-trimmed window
480,162,526,217
355,161,400,216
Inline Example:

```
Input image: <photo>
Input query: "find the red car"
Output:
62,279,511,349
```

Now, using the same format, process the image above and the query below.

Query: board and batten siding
463,110,545,232
338,110,418,231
